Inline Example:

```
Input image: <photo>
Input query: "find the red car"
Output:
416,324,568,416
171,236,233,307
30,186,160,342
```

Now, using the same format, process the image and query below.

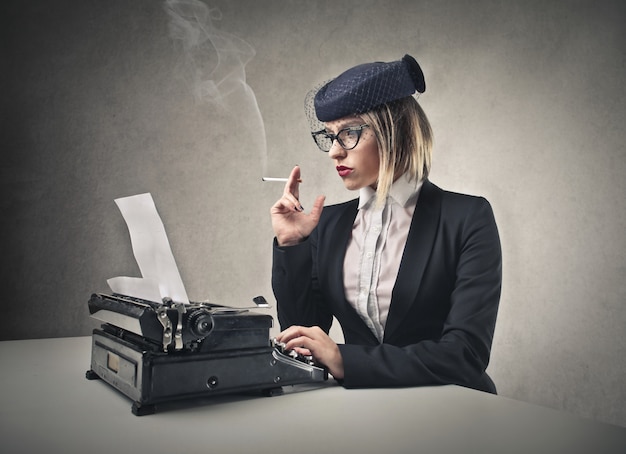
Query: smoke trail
164,0,267,171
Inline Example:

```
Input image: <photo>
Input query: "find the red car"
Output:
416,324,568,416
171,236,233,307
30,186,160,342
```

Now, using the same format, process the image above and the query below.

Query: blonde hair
360,96,433,207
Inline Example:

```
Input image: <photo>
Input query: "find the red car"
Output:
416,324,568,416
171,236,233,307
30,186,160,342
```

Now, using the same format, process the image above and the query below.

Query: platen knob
188,309,214,338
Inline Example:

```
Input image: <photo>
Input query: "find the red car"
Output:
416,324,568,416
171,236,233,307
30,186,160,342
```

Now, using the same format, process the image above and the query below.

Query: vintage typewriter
86,293,327,415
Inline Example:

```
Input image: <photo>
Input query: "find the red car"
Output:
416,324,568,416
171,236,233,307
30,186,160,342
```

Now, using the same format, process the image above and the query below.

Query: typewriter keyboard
271,338,316,366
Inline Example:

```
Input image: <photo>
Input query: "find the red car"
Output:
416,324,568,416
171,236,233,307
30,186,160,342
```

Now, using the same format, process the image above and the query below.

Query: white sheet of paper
107,193,189,304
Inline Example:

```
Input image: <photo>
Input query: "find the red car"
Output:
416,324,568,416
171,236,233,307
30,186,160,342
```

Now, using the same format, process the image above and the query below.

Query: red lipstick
336,166,353,177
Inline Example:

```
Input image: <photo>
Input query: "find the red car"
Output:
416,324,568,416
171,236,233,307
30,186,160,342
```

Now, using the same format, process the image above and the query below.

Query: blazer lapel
384,180,442,341
324,201,358,306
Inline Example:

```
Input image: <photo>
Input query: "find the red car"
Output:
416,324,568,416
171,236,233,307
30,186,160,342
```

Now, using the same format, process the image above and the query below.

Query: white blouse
343,175,423,342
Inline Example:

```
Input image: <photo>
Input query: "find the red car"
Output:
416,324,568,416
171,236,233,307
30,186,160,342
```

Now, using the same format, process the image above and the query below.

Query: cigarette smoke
164,0,267,171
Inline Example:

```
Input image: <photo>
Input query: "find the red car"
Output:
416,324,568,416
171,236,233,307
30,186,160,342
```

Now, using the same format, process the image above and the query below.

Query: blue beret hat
313,54,425,122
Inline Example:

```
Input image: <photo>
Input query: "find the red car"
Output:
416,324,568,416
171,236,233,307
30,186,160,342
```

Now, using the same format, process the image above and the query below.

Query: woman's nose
328,140,346,159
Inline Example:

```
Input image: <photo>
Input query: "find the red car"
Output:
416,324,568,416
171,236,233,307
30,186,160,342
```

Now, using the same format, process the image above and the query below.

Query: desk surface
1,336,625,454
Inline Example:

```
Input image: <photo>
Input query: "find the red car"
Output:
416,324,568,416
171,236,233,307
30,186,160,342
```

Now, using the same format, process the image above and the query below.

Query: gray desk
1,337,624,453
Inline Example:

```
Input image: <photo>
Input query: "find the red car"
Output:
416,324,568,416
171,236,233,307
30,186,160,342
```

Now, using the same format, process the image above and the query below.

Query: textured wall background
2,0,625,427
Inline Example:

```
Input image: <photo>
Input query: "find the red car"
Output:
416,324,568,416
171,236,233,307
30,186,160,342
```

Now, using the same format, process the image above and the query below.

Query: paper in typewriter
107,193,189,304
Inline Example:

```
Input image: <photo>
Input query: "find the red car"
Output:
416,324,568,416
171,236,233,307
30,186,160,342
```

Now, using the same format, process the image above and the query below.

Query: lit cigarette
262,177,302,183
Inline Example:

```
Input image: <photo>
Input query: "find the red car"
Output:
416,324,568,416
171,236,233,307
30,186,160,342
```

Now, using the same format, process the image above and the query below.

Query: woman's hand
275,325,344,379
270,166,325,246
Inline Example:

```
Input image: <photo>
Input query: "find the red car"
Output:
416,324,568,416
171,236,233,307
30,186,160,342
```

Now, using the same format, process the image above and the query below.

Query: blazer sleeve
338,196,502,393
272,236,334,333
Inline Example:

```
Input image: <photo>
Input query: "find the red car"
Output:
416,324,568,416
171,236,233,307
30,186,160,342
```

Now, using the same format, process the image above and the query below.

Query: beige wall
3,0,625,427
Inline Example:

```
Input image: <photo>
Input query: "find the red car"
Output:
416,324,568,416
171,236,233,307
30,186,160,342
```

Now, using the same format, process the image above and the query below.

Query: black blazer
272,180,502,393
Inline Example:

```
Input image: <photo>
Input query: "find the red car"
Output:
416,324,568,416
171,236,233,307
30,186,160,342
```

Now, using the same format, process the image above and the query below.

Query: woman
271,55,502,393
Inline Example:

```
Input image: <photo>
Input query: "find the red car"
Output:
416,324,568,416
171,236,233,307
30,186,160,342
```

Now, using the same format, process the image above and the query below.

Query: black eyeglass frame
310,124,370,152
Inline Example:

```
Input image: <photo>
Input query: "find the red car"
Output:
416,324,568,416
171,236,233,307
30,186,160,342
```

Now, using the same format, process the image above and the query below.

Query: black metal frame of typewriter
85,294,327,416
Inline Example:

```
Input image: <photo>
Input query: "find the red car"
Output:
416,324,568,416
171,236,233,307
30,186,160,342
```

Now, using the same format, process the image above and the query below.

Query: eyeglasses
311,124,370,152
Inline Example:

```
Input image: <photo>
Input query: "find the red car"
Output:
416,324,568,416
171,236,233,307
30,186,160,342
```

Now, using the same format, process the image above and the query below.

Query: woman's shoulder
324,198,359,211
318,198,359,224
426,180,492,206
424,181,496,224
